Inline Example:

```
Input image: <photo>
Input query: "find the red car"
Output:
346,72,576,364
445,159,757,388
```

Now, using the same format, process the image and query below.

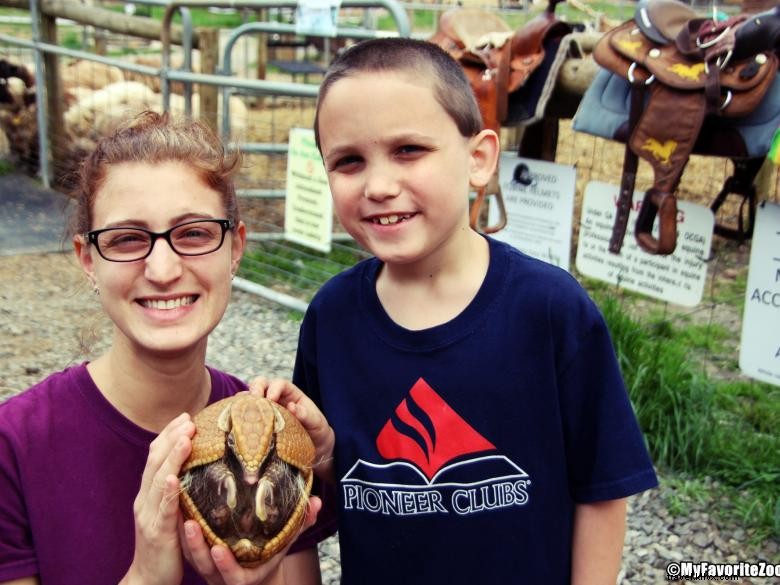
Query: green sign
284,128,333,253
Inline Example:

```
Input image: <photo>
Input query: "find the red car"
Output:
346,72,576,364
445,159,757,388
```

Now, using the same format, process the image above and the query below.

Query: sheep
62,81,248,143
64,80,160,140
0,59,35,107
61,60,124,92
4,65,251,183
0,103,38,173
0,59,37,168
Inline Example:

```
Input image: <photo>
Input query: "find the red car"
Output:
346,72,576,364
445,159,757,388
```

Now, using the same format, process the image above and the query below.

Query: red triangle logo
376,378,495,481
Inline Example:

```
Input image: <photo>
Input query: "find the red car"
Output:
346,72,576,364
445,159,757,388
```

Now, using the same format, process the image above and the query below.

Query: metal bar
229,142,289,153
218,17,405,139
0,34,161,76
232,276,309,312
160,0,408,150
125,0,194,115
246,232,354,241
27,0,50,187
0,34,320,97
237,188,287,198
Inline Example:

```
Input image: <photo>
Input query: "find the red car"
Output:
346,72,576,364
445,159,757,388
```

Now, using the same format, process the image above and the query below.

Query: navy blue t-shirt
294,237,657,585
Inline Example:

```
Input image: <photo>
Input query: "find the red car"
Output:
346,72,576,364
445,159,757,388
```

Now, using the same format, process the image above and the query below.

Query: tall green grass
595,291,780,543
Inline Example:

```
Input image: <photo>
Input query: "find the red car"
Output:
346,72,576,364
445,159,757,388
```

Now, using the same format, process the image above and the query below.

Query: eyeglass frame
85,218,235,262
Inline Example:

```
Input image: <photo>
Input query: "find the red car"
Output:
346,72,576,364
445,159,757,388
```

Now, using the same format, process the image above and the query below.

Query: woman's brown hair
69,110,241,236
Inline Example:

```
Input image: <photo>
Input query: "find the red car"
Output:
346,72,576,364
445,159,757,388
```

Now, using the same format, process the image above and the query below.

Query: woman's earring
92,284,100,296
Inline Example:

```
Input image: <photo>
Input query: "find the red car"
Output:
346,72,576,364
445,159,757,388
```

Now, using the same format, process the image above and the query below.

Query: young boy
263,37,658,585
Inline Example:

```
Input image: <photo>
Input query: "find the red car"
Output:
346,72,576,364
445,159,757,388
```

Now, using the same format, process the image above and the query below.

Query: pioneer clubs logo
341,378,531,517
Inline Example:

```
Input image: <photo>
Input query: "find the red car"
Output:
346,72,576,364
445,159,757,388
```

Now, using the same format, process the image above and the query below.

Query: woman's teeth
141,296,196,310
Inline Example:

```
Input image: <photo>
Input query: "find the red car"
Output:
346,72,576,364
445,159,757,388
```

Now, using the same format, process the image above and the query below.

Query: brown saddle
595,0,779,255
430,0,571,234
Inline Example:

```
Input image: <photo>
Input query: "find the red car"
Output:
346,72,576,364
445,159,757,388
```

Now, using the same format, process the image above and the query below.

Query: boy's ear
468,129,500,189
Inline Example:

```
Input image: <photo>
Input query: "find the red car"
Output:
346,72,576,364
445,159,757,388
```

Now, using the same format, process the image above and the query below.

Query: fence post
256,8,267,82
199,27,219,133
37,10,64,184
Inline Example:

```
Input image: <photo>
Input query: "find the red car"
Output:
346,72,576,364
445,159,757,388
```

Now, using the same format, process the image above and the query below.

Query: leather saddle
580,0,780,255
430,0,572,234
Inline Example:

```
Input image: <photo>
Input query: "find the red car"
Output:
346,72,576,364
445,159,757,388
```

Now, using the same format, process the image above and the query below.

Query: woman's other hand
121,412,195,585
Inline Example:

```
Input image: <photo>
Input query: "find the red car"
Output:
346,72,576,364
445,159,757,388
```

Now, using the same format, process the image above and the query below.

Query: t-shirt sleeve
0,417,38,581
556,304,658,503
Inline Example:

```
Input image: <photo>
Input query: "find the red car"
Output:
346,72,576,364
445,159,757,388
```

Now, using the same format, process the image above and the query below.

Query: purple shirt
0,363,326,584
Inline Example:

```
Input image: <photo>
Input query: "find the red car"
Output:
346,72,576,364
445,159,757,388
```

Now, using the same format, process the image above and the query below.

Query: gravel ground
1,251,778,584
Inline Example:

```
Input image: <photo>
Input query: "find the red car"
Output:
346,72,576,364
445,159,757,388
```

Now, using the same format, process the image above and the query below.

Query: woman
0,111,323,585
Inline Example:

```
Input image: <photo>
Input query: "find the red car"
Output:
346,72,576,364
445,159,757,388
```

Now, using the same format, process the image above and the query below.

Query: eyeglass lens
95,221,226,261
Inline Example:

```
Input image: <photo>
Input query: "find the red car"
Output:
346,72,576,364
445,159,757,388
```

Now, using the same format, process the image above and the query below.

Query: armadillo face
179,394,315,565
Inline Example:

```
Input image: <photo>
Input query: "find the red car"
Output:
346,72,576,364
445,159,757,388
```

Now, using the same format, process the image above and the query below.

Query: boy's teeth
143,296,195,310
376,214,405,225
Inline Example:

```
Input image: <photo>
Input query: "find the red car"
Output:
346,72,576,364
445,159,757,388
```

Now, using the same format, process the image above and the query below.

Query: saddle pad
571,68,634,141
572,68,780,158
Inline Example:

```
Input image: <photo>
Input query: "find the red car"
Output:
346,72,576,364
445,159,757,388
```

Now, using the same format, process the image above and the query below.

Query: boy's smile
318,71,492,271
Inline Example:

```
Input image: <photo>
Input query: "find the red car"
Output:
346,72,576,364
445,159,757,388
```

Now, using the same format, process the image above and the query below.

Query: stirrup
469,185,508,234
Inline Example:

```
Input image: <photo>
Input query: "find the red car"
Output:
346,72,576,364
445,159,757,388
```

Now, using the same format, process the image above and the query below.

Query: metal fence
0,0,410,310
0,0,777,371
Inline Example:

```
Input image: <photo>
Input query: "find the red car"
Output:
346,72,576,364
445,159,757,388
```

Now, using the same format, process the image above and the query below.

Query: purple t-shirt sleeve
0,420,37,580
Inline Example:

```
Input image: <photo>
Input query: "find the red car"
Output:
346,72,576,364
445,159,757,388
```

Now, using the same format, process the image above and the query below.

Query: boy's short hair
314,37,483,151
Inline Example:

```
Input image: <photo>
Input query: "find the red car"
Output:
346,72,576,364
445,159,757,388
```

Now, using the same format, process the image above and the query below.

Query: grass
95,2,249,28
238,238,369,298
0,159,15,176
594,289,780,545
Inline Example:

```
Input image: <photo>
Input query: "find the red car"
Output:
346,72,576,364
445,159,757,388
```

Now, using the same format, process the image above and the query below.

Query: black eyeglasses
86,219,234,262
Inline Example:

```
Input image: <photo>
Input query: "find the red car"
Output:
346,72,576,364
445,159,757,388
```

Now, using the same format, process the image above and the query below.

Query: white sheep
61,60,124,92
64,80,160,139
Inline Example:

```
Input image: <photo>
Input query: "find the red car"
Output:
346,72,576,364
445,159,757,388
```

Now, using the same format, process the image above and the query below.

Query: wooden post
256,8,268,81
93,29,108,55
39,11,66,182
199,27,219,133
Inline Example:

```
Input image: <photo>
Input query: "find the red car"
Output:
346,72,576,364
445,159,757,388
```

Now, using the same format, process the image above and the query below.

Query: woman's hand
180,496,323,585
248,377,335,483
120,412,195,585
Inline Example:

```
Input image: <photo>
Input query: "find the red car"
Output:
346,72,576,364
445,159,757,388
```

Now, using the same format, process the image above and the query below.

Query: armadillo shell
179,394,314,566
